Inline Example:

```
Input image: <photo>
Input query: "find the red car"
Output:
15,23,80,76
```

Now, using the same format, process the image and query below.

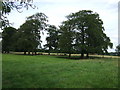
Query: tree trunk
32,52,34,55
2,51,4,53
35,51,37,55
6,50,9,53
86,53,89,58
24,51,26,55
81,53,84,59
64,53,67,56
48,52,50,55
49,47,51,55
69,53,71,58
102,54,104,58
28,51,30,55
81,26,85,59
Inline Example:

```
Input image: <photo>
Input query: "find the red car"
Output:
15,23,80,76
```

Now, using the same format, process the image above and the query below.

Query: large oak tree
58,21,75,58
44,25,59,55
2,27,17,53
16,12,48,55
59,10,113,58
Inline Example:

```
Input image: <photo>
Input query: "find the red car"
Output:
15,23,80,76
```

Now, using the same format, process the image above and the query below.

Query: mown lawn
2,54,118,88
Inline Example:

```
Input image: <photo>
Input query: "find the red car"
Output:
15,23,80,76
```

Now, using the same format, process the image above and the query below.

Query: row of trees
2,10,113,58
2,12,48,54
59,10,113,58
44,10,113,58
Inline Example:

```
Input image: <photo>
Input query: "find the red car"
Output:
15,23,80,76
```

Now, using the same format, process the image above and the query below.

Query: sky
6,0,119,52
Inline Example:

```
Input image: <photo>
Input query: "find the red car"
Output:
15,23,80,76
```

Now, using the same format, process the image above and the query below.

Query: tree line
2,10,114,58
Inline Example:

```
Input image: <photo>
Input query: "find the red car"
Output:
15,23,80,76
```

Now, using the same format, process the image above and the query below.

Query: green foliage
1,10,113,57
44,25,59,54
2,27,17,53
2,54,118,88
59,10,113,58
58,22,75,57
16,12,48,54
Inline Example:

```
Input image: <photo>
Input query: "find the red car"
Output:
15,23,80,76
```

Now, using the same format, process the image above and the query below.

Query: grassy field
2,54,118,88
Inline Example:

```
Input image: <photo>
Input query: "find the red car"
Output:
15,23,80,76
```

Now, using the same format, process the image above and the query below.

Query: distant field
2,54,118,88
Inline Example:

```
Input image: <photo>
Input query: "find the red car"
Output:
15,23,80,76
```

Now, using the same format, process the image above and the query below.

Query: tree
2,27,17,53
115,44,120,56
44,25,59,55
16,23,35,55
58,21,75,58
16,12,48,55
60,10,113,58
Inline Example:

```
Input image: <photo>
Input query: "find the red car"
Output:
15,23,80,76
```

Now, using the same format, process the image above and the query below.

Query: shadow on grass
7,52,116,60
56,56,107,60
9,53,41,56
57,56,105,60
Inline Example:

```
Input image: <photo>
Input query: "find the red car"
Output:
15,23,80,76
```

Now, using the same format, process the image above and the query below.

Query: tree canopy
44,25,59,54
16,12,48,54
58,21,75,57
2,12,48,55
1,10,113,58
58,10,113,58
2,27,17,53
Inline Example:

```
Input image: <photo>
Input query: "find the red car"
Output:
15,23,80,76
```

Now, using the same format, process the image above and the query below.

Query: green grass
2,54,118,88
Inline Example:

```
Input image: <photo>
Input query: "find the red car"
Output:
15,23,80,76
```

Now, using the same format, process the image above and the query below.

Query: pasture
2,54,118,88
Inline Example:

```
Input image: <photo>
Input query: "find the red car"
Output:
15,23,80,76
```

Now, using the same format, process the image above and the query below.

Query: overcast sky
6,0,119,52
